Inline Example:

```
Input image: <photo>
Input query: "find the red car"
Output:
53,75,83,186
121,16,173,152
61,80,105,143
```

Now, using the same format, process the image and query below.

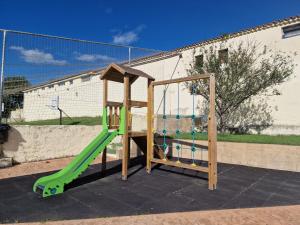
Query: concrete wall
3,125,300,172
2,125,122,163
9,109,24,122
166,139,300,172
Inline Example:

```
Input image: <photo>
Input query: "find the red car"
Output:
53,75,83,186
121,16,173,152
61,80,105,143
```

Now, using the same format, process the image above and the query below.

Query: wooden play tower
100,63,156,180
101,63,217,189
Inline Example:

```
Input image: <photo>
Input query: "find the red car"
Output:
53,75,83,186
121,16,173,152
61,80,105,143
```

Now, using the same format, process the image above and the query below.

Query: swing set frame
146,73,217,190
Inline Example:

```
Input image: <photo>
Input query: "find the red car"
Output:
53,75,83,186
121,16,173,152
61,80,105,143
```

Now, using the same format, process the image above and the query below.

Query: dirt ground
1,157,299,225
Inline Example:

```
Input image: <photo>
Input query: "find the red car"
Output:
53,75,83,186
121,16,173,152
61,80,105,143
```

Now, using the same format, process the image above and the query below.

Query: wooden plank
208,74,217,190
128,82,132,130
102,79,108,172
122,76,129,180
151,158,209,173
115,107,119,126
128,131,147,137
152,74,210,86
107,101,123,107
129,100,147,108
147,80,154,173
103,79,108,107
113,106,117,125
109,106,113,128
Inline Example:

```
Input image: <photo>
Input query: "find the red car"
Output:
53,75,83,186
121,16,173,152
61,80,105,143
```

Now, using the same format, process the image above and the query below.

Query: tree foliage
186,41,295,133
2,76,30,118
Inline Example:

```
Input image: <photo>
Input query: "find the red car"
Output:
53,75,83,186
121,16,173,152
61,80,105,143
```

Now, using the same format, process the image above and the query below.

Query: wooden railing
107,101,122,129
106,100,147,129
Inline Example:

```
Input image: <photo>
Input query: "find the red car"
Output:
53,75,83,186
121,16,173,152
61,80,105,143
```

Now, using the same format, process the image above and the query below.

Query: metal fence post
128,47,131,66
0,30,7,121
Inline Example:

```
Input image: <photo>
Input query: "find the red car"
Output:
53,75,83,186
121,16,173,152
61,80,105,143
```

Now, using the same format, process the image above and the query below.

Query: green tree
186,41,295,133
2,76,30,118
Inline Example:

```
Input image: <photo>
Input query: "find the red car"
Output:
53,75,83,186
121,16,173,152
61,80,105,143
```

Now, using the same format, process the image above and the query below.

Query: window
219,48,228,63
69,80,73,85
58,81,65,87
81,75,91,82
282,23,300,38
195,54,204,68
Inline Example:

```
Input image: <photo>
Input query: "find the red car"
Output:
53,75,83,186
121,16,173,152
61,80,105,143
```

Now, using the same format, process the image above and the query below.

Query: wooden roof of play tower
100,63,155,83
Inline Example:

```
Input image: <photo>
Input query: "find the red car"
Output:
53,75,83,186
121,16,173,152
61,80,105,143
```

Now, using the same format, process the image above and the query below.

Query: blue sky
1,0,299,50
0,0,299,85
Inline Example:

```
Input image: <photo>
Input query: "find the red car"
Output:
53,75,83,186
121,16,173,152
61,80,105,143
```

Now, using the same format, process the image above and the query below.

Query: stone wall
2,125,300,172
2,125,121,163
165,139,300,172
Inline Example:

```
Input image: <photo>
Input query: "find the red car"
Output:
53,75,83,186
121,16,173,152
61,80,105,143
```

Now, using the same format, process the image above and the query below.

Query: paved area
4,205,300,225
0,157,300,224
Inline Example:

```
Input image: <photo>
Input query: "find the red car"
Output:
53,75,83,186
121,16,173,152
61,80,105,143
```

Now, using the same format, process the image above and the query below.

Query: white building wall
23,74,103,121
23,21,300,134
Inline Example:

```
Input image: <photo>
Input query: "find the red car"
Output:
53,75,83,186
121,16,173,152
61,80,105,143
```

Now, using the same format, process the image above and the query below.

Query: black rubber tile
221,193,267,209
1,161,300,223
175,185,232,209
137,193,196,214
263,193,300,207
107,190,151,210
124,182,171,199
30,201,97,222
0,182,24,201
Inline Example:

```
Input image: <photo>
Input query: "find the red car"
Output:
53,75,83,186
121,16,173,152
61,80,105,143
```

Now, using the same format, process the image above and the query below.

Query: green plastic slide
33,128,118,197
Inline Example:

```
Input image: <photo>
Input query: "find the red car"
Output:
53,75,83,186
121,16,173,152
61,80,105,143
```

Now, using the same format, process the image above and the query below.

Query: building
22,16,300,134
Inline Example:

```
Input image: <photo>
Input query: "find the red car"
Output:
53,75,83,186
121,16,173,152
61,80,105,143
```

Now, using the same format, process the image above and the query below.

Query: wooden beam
129,100,147,108
122,76,130,180
127,81,132,131
109,106,113,128
107,101,123,107
129,131,147,137
152,74,210,86
102,79,108,172
103,79,108,107
147,80,154,173
151,158,209,173
208,74,217,190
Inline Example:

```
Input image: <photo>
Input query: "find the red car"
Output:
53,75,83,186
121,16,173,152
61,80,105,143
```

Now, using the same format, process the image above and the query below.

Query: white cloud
75,54,115,62
113,32,138,45
10,46,67,65
112,25,146,45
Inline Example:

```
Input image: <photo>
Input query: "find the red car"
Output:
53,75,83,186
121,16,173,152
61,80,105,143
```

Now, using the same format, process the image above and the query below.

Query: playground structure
147,73,217,190
33,63,217,197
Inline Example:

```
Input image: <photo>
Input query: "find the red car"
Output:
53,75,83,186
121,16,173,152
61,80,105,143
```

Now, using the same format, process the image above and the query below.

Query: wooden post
102,79,108,172
122,76,129,180
147,79,154,173
208,74,217,190
128,82,131,165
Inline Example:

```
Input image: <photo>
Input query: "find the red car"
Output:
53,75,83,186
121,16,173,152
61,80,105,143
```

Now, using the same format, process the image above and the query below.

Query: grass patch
173,133,300,146
10,117,300,146
11,116,102,126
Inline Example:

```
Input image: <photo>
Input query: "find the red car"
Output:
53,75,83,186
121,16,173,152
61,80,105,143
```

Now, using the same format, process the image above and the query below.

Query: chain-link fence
0,29,162,124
